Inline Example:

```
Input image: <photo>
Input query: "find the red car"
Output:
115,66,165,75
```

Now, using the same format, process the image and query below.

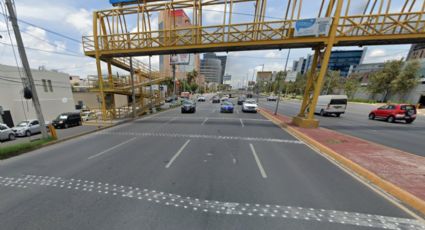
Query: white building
0,64,75,127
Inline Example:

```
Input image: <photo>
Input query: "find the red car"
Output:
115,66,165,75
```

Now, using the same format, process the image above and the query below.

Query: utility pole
172,64,177,101
5,0,48,138
129,57,136,118
274,49,291,115
149,55,153,112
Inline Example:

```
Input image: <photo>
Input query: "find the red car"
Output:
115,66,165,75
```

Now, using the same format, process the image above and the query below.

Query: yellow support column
292,0,343,128
93,12,107,121
107,61,116,119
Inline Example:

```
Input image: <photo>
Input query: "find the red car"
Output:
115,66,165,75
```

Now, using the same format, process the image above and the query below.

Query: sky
0,0,414,88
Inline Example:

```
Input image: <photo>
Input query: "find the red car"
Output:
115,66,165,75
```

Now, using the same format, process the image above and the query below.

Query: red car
368,104,417,124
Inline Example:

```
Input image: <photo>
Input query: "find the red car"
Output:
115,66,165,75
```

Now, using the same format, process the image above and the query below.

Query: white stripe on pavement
165,139,191,168
88,137,137,159
249,143,267,179
240,118,245,127
201,118,208,125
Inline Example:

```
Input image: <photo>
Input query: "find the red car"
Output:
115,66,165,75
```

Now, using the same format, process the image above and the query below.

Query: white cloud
65,9,93,35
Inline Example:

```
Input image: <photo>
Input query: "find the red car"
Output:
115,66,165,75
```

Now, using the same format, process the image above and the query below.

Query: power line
0,11,81,44
0,41,85,57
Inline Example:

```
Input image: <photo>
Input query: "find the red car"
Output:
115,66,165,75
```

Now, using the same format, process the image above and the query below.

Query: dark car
212,96,220,103
52,112,82,128
181,100,196,113
237,96,246,105
220,101,234,113
246,93,253,98
368,104,417,123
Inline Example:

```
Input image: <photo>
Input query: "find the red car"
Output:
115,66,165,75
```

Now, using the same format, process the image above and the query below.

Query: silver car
12,120,42,137
0,123,16,142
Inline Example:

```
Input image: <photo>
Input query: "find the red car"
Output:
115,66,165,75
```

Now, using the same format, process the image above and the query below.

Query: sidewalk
260,108,425,215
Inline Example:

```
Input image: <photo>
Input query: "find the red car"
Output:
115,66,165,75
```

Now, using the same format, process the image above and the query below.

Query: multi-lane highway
261,99,425,157
0,98,423,229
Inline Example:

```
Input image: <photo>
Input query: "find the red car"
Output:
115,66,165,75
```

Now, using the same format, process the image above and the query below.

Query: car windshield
17,121,29,127
183,100,193,105
57,115,68,120
330,99,347,105
245,100,256,104
222,102,233,105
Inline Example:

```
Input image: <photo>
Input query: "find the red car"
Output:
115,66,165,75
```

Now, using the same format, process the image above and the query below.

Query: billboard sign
170,54,190,65
294,18,331,37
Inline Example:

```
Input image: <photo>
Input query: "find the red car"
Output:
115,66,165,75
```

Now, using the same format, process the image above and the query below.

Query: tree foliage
367,60,403,102
391,60,420,99
343,74,361,99
186,70,198,85
322,70,342,95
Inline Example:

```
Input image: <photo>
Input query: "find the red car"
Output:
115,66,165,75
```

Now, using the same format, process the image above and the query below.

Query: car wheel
25,130,31,137
368,113,375,120
406,119,414,124
387,116,395,123
320,109,325,116
9,133,16,141
64,123,69,129
335,113,341,117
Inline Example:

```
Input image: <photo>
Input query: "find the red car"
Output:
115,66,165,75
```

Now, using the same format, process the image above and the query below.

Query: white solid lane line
249,143,267,179
201,117,208,125
240,118,245,127
88,137,137,159
165,139,191,168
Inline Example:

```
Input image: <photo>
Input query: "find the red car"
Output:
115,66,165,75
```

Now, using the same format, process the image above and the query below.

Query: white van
315,95,348,117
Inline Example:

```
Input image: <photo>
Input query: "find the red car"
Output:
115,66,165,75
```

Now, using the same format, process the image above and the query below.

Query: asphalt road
0,98,422,230
261,99,425,157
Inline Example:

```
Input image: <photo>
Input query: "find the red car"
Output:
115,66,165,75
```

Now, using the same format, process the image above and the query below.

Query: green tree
391,60,420,100
186,70,198,85
272,71,286,94
190,83,199,93
322,70,342,95
344,74,361,99
367,60,403,102
294,73,307,95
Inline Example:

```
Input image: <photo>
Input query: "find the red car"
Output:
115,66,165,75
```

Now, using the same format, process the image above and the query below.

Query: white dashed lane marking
95,131,303,144
0,175,423,230
165,139,191,168
88,137,137,159
239,118,245,127
201,118,208,125
249,143,267,179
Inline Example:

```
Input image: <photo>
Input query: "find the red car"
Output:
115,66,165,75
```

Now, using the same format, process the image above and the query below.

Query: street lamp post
274,49,291,115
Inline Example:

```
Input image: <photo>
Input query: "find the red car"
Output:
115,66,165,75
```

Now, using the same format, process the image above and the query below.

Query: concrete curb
259,109,425,215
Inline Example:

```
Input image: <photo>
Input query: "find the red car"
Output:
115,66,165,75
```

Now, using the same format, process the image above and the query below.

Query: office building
200,55,222,83
0,64,75,127
158,9,200,80
407,43,425,60
325,49,367,77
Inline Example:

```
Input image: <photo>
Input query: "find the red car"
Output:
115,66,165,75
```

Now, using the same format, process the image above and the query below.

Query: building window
42,79,48,92
47,80,53,92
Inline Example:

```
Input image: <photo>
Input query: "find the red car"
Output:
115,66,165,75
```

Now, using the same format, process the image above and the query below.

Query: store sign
170,54,190,65
294,18,332,37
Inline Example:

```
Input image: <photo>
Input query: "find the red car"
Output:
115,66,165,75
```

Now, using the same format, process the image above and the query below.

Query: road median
259,108,425,216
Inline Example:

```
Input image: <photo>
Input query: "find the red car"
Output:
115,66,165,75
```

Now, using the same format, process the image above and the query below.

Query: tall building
407,44,425,60
292,57,307,75
158,10,200,80
325,48,367,77
200,54,222,83
200,53,227,84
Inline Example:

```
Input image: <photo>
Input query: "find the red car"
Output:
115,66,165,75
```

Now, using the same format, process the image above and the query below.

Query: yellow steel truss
84,0,425,127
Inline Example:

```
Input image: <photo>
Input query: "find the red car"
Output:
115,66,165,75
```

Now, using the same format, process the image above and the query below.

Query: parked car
237,96,246,105
12,120,42,137
212,96,221,103
242,99,258,113
368,104,417,123
81,111,97,121
267,95,278,101
52,112,82,128
220,101,234,113
246,93,253,98
197,96,206,102
181,100,196,113
315,95,347,117
0,123,15,142
165,96,174,103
